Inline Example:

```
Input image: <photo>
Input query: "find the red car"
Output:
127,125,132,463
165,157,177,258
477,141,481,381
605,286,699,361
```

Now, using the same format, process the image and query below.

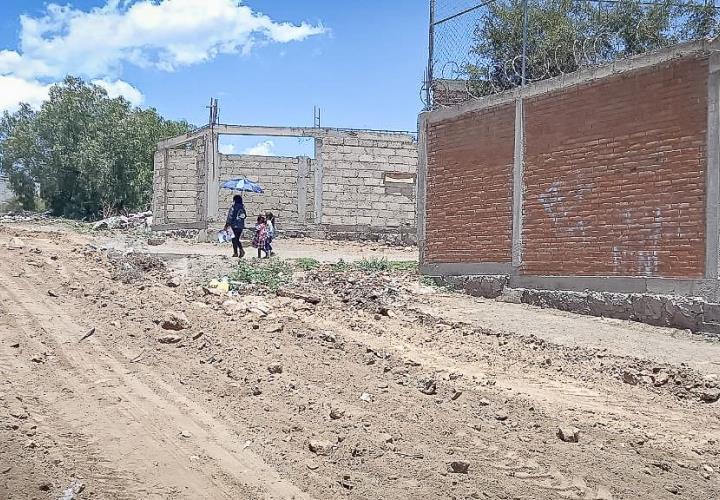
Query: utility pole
426,0,435,109
206,98,219,224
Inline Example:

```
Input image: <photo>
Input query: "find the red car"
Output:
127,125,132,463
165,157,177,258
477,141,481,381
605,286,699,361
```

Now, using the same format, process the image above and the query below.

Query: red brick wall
425,103,515,263
523,57,708,277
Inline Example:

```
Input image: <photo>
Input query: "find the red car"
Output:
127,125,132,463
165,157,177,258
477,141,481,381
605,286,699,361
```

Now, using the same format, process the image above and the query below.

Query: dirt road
1,225,719,499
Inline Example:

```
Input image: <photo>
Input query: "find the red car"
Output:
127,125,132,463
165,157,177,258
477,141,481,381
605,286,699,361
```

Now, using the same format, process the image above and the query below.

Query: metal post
426,0,435,109
521,0,529,86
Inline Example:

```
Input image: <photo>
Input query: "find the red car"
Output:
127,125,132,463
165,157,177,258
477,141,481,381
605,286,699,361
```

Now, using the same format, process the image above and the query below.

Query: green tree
467,0,719,94
0,104,40,209
0,76,191,218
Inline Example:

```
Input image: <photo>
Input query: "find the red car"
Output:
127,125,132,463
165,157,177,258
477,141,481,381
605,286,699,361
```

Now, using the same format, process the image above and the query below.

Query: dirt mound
108,251,166,283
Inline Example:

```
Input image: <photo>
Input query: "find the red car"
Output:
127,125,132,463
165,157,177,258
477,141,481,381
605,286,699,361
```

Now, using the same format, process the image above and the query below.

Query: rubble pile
1,210,52,222
106,250,166,283
92,211,153,231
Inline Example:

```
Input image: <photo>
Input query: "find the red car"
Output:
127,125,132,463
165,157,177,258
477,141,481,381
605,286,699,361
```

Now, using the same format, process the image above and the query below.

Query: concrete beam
159,124,417,149
510,274,720,301
210,124,415,140
213,124,320,137
705,52,720,278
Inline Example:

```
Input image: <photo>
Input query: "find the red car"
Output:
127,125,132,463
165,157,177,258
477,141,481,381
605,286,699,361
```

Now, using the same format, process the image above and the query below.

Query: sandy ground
1,224,719,500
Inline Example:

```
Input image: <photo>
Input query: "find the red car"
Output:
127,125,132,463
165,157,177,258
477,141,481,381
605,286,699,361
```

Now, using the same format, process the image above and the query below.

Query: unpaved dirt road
1,225,719,500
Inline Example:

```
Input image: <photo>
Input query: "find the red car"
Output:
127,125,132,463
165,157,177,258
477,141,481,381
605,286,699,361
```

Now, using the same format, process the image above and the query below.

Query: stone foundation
435,275,720,335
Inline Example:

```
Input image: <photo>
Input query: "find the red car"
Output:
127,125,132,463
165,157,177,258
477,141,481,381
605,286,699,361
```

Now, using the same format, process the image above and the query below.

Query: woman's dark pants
231,226,244,257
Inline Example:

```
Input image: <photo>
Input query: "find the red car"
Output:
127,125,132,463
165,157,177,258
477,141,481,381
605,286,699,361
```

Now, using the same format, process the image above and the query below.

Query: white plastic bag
217,230,231,243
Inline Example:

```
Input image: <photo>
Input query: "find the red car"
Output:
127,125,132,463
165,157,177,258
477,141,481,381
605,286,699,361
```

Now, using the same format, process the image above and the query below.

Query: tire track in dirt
307,311,717,444
0,268,310,500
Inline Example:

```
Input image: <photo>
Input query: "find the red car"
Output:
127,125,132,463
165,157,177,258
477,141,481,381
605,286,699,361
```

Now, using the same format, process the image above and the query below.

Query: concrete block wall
319,132,418,229
419,38,720,304
151,128,418,240
217,154,315,227
152,137,206,224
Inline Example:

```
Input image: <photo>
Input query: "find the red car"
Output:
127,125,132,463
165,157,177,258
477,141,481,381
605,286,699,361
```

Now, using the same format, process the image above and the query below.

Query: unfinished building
151,124,418,243
418,38,720,332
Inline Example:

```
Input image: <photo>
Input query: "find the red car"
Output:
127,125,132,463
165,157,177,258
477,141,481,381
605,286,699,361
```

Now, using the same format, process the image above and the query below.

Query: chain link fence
424,0,720,109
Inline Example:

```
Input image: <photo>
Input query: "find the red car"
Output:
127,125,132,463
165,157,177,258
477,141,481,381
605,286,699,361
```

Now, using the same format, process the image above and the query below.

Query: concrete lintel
220,153,305,162
422,262,513,276
706,51,720,278
214,124,320,138
428,37,718,124
159,124,417,150
417,112,430,266
511,98,524,268
212,124,416,141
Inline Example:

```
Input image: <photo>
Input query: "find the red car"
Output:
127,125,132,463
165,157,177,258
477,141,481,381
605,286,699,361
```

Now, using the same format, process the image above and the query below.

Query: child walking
252,215,269,258
265,212,276,257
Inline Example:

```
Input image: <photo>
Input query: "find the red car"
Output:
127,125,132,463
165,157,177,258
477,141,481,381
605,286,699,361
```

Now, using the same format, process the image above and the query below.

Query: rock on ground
308,439,334,456
699,388,720,403
158,335,182,344
161,311,190,331
449,461,470,474
557,426,580,443
8,237,24,249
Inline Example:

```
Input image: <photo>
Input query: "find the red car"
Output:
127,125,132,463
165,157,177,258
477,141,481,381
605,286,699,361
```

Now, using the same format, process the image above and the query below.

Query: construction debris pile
92,211,153,231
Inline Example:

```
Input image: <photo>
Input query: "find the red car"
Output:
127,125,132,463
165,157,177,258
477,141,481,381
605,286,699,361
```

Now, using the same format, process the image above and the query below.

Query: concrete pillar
297,156,310,225
512,97,525,269
206,130,220,223
314,139,324,224
162,148,169,225
706,53,720,278
417,112,429,266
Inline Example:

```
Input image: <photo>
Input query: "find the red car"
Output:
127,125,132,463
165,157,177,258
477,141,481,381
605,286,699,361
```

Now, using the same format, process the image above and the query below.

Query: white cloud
92,79,144,106
243,140,275,156
219,143,236,154
0,76,51,112
0,0,326,112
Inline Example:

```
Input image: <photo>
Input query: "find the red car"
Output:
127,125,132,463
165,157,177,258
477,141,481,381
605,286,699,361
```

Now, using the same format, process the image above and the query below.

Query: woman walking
224,195,247,258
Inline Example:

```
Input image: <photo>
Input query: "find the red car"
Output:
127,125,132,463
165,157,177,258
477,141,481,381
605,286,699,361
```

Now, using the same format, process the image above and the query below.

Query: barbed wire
425,0,720,108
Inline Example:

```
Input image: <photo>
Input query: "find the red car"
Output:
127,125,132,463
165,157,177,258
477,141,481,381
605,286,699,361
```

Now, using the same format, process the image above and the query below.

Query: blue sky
0,1,428,156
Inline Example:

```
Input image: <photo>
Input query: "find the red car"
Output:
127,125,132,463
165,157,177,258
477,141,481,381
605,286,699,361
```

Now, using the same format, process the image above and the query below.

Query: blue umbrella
220,178,264,193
